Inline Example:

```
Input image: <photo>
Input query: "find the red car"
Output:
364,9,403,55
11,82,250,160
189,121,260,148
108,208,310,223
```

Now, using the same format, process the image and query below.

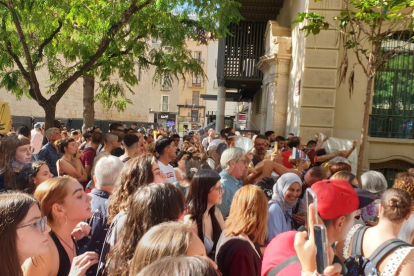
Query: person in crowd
97,154,166,275
71,131,80,142
265,130,276,150
215,185,268,276
267,173,303,242
206,145,219,170
129,221,208,275
329,161,352,176
171,133,180,148
104,183,185,276
56,138,88,184
306,139,317,149
336,188,414,275
174,151,190,181
61,130,69,139
202,128,216,150
17,161,53,193
218,147,248,218
136,256,220,276
173,157,202,197
134,131,146,155
359,170,388,225
0,134,32,192
24,177,98,276
99,133,120,156
185,170,225,256
275,135,286,152
262,179,375,275
37,127,62,176
31,123,43,160
331,171,358,187
108,123,125,157
156,137,178,183
78,156,124,276
130,122,137,131
281,136,304,169
287,133,295,140
292,167,327,228
119,133,140,163
79,132,91,150
0,192,51,276
17,125,31,139
81,132,102,181
393,171,414,244
252,134,268,166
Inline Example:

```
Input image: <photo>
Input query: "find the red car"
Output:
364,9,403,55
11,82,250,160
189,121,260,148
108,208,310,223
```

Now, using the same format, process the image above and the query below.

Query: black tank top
50,231,79,276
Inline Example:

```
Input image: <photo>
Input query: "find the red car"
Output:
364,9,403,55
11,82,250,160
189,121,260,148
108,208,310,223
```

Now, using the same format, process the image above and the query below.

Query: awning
201,93,244,102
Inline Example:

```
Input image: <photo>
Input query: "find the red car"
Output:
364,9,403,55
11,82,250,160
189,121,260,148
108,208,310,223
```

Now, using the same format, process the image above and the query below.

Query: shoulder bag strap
351,226,369,257
369,239,413,268
266,255,300,276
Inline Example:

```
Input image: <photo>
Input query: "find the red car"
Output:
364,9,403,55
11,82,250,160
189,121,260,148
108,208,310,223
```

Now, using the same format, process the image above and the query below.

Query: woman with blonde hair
136,256,221,276
0,133,32,192
129,221,207,275
24,177,98,276
215,185,268,276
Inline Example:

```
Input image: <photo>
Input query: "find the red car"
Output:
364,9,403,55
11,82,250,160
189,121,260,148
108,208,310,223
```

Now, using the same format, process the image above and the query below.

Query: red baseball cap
311,179,375,220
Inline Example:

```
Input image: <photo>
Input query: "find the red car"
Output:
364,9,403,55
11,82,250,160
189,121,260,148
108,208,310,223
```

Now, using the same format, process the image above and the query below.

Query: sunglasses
17,216,48,233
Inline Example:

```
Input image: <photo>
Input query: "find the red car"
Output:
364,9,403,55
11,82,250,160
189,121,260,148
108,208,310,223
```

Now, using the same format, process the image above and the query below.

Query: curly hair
56,138,74,154
106,183,185,276
107,153,156,223
0,134,31,190
393,170,414,212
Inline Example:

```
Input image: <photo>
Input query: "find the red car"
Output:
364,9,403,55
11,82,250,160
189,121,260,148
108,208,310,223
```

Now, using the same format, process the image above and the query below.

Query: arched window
370,32,414,138
370,159,413,187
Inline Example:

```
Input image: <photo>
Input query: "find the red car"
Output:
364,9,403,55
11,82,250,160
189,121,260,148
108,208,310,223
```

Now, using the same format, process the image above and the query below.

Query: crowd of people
1,122,414,276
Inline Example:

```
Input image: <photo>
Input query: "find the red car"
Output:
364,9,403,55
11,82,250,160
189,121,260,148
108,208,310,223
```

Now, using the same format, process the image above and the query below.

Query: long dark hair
186,170,222,250
106,183,185,276
0,192,39,276
108,153,156,223
16,161,47,194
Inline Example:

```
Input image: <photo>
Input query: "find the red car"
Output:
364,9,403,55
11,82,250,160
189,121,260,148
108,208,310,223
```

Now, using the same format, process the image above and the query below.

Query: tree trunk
42,103,57,146
356,75,374,183
82,75,95,133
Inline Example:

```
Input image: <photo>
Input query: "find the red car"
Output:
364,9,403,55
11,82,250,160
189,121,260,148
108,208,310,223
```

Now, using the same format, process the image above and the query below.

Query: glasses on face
17,216,48,233
212,186,224,194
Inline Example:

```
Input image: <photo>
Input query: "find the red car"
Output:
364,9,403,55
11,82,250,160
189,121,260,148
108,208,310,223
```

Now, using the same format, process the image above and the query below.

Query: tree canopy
0,0,242,128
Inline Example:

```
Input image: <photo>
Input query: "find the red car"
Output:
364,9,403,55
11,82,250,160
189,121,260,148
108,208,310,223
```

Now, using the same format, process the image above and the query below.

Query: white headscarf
269,173,303,211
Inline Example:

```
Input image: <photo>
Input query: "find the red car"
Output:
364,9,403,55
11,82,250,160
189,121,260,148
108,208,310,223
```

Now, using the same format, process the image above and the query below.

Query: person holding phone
261,179,375,276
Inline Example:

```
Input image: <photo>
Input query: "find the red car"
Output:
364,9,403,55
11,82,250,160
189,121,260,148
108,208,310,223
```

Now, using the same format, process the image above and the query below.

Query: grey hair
361,170,388,194
45,127,59,140
220,147,245,170
94,155,124,187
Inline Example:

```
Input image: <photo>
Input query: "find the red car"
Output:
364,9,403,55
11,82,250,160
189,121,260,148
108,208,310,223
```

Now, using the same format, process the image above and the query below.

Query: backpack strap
350,226,369,257
266,255,300,276
368,239,413,268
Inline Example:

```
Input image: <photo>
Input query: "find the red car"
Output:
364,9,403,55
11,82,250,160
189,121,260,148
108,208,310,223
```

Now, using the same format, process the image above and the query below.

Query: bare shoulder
23,236,59,276
397,248,414,276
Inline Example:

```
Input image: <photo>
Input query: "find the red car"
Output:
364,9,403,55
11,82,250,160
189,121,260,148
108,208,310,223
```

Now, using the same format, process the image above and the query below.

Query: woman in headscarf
266,173,302,243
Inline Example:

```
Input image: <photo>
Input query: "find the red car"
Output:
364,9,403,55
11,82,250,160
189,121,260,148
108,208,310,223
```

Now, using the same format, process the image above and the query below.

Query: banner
0,102,11,134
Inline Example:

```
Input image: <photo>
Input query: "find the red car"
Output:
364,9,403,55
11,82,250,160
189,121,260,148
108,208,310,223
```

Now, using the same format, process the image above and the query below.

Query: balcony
369,114,414,139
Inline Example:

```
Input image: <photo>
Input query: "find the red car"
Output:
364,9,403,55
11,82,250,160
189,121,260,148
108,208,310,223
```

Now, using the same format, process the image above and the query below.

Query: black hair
109,122,123,132
174,151,190,166
307,140,317,147
264,131,275,138
255,134,267,141
155,137,173,155
57,138,75,154
275,135,285,142
17,126,30,138
186,170,222,250
172,134,180,139
91,132,103,144
123,133,139,149
287,137,301,148
83,133,91,140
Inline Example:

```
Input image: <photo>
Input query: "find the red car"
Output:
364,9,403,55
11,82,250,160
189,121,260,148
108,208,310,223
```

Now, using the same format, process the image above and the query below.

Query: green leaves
293,12,329,36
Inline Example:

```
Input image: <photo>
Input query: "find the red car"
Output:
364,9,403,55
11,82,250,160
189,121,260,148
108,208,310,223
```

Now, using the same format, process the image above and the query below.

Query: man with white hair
218,147,249,218
78,155,124,276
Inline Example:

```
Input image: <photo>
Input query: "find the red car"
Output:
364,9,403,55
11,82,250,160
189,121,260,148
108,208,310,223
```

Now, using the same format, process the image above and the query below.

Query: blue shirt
36,143,62,176
266,202,293,243
218,169,243,218
78,189,110,276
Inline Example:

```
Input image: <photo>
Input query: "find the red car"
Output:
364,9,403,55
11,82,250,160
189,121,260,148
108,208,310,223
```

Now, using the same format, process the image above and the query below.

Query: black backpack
345,226,413,276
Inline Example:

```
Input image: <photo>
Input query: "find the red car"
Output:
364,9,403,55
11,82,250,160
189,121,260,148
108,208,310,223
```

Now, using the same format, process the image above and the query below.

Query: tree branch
33,20,63,67
53,0,153,103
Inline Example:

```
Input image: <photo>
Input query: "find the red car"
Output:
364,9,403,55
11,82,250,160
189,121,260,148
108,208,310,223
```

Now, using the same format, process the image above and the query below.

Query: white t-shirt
158,161,177,184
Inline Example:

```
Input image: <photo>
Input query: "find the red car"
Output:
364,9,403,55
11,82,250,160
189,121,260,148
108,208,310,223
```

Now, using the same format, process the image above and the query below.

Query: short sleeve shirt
158,161,177,184
81,147,97,167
